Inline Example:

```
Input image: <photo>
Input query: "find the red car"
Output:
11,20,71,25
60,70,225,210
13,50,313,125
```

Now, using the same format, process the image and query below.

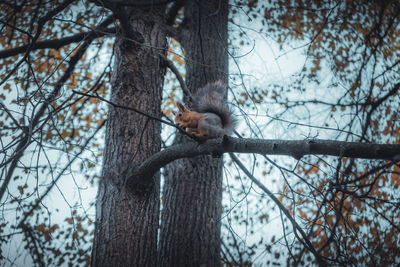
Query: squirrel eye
178,113,182,117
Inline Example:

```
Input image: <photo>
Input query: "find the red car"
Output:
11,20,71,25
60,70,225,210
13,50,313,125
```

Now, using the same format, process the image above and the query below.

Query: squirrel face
172,102,199,129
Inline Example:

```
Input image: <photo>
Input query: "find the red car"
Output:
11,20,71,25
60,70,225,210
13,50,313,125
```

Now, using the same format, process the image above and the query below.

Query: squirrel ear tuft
177,101,186,112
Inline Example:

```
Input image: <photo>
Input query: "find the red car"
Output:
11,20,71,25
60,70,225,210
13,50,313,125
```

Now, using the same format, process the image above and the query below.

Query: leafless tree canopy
0,0,399,266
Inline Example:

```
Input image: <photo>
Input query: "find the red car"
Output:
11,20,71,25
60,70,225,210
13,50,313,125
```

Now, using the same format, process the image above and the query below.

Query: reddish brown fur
172,102,208,137
172,81,236,138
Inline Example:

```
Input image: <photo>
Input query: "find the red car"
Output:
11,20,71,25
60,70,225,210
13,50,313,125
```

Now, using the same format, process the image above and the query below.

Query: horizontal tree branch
125,137,400,189
0,24,115,59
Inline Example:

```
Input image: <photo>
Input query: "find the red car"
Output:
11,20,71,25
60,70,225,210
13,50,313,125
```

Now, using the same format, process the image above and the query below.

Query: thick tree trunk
159,1,229,266
91,6,166,267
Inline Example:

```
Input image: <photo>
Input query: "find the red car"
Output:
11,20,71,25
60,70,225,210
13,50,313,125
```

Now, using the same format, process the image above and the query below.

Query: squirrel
172,81,236,139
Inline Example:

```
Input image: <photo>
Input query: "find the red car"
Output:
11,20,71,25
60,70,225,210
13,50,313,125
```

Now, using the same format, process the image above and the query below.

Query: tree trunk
91,6,166,267
159,1,229,266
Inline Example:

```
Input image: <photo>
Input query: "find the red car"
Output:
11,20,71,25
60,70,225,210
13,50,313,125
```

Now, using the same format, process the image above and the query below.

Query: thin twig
160,53,192,100
229,152,327,266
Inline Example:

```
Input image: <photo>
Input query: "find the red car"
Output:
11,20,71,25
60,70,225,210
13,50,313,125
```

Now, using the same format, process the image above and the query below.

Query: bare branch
72,90,195,139
0,0,76,87
73,90,175,129
229,152,326,266
126,136,400,187
0,28,97,202
164,25,183,41
0,26,116,59
17,120,105,228
160,53,192,100
166,0,184,26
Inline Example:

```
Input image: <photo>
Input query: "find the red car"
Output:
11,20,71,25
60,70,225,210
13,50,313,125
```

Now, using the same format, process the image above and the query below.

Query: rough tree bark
91,6,166,267
127,138,400,181
159,1,229,266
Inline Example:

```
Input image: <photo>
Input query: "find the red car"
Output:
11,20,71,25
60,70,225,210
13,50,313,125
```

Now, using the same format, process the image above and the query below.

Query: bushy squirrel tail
192,81,236,135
